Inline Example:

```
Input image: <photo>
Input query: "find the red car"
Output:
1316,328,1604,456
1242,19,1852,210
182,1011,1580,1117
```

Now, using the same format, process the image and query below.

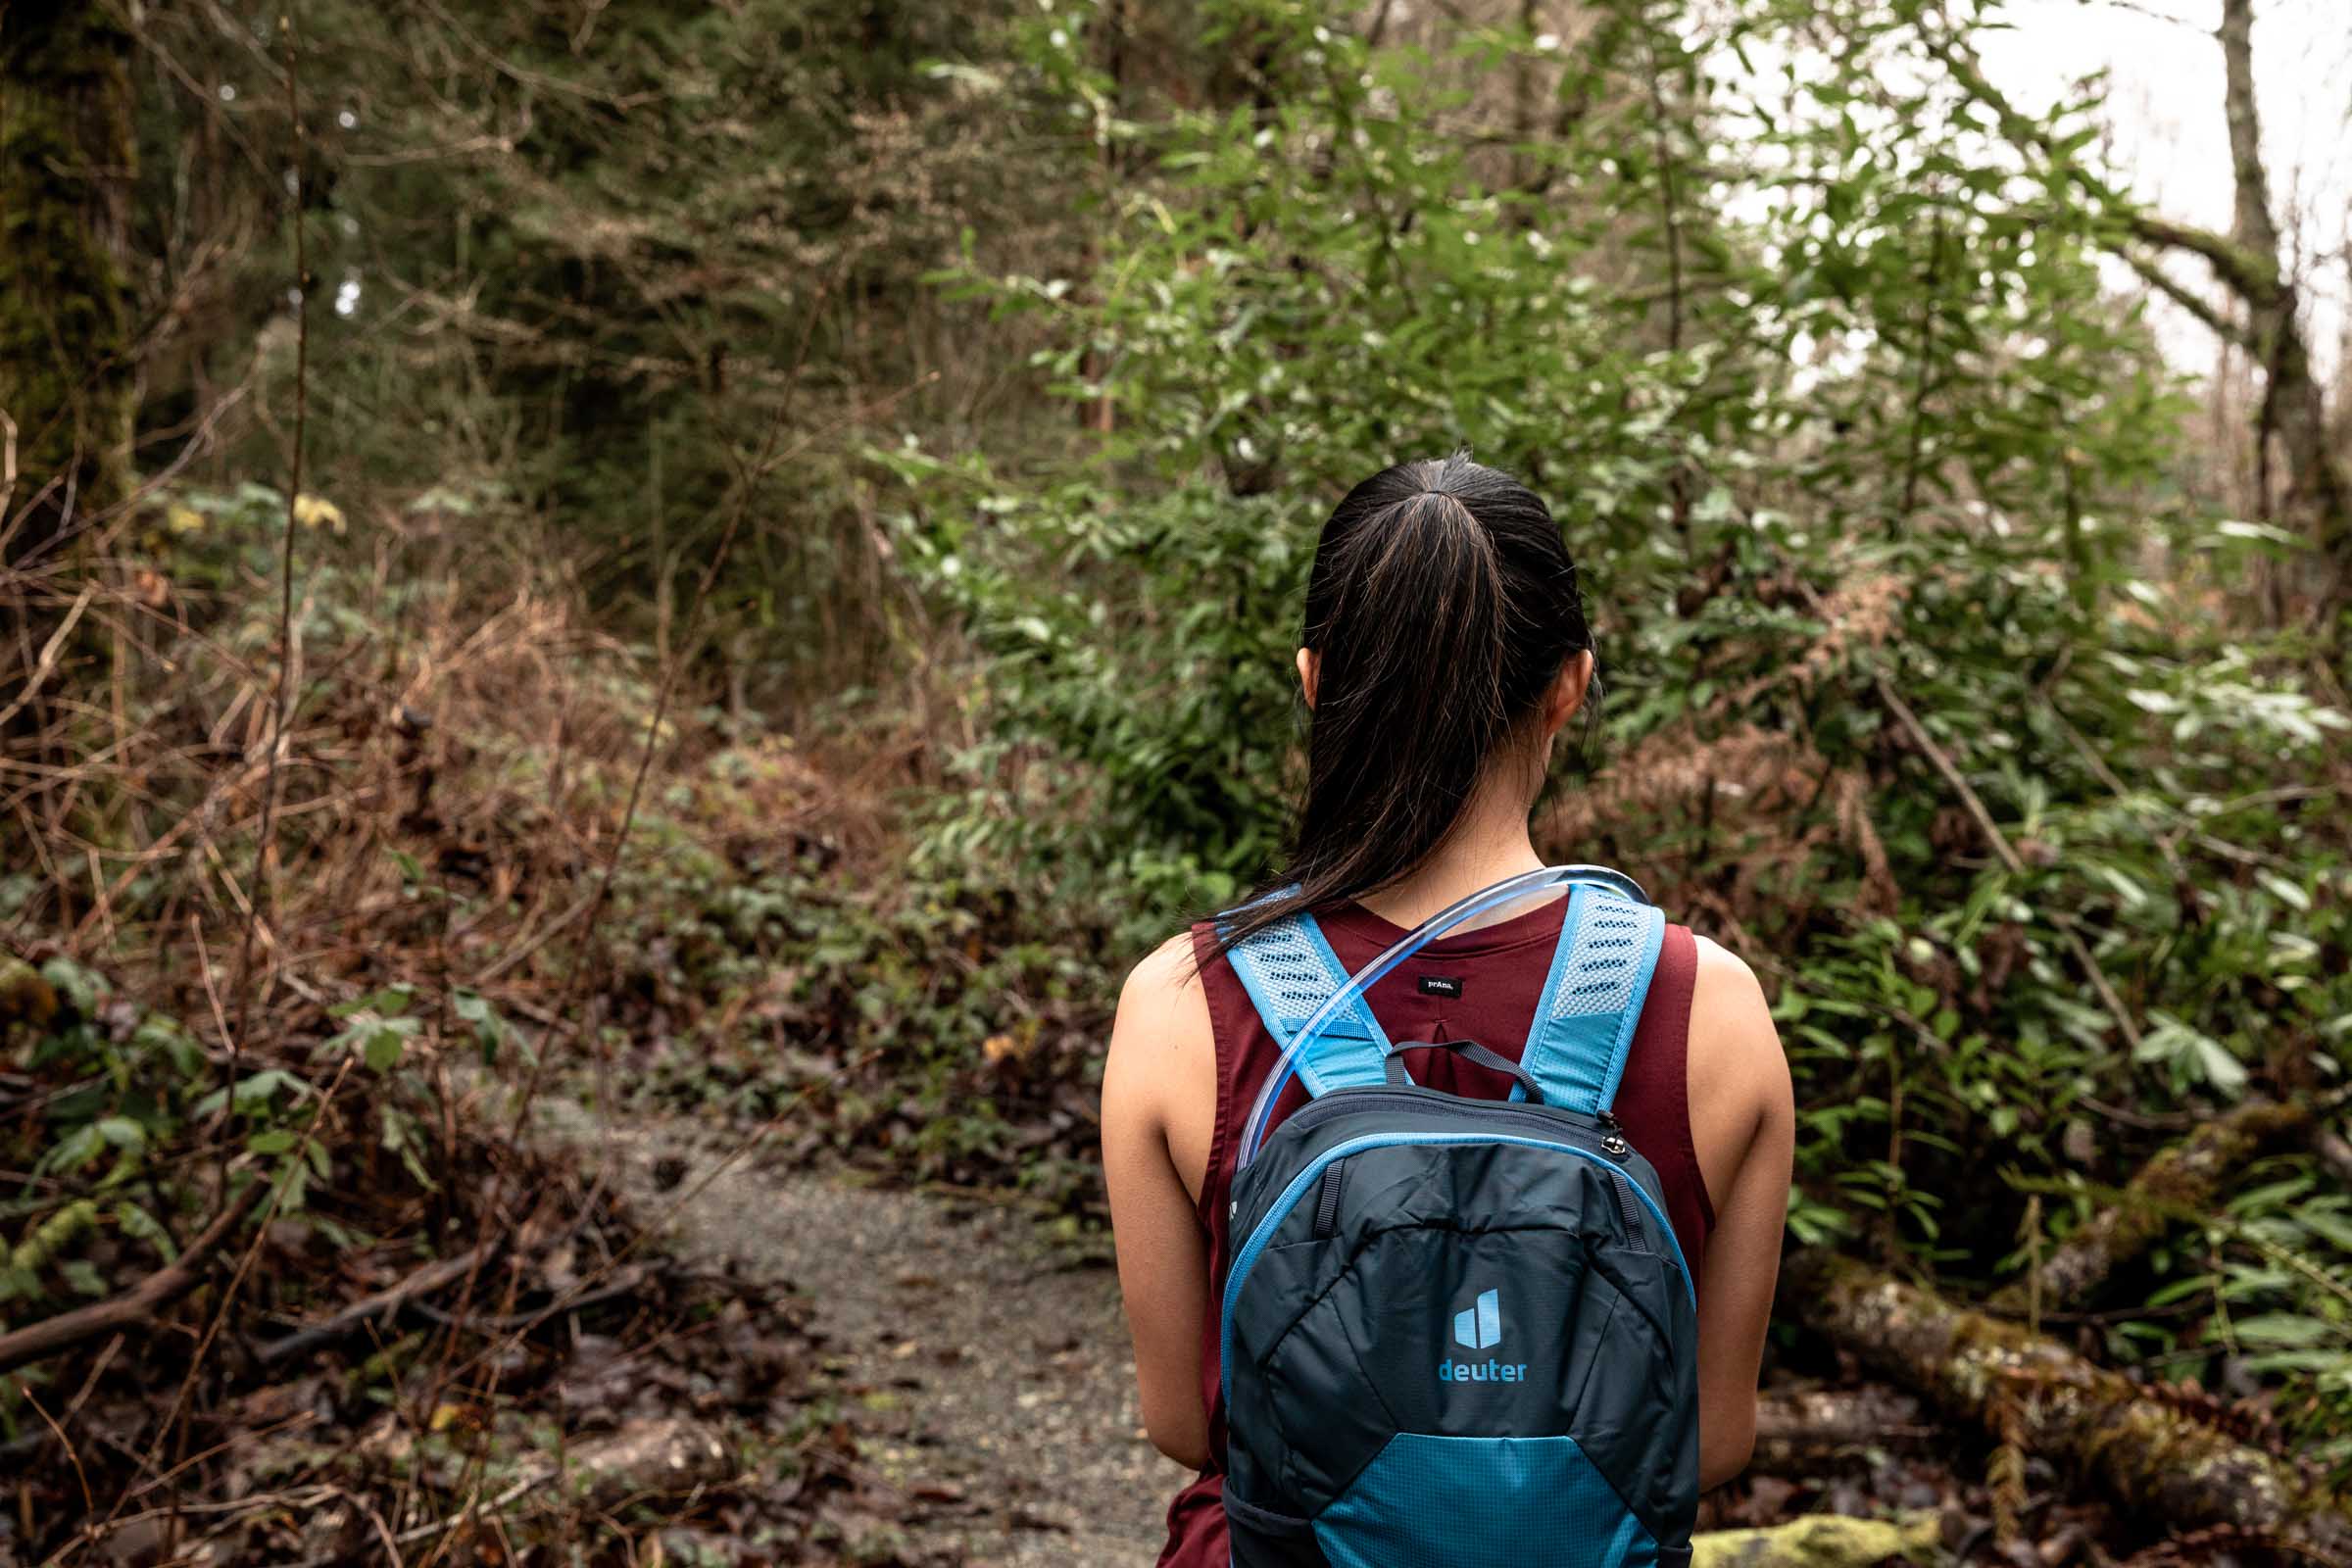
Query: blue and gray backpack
1216,865,1698,1568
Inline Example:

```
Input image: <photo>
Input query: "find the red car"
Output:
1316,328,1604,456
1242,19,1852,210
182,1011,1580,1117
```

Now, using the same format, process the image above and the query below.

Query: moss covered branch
1786,1253,2352,1562
1693,1513,1940,1568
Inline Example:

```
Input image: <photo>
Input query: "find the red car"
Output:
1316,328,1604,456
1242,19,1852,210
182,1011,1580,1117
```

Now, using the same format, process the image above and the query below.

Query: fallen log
1990,1097,2315,1316
0,1181,265,1376
1692,1512,1939,1568
1787,1252,2352,1561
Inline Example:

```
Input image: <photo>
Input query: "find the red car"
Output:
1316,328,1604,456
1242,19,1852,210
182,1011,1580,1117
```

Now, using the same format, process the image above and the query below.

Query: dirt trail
537,1101,1188,1566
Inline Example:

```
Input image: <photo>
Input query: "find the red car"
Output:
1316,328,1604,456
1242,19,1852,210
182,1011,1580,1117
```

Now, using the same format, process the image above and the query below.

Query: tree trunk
2210,0,2352,596
0,0,139,564
1751,1385,1935,1473
1786,1253,2352,1561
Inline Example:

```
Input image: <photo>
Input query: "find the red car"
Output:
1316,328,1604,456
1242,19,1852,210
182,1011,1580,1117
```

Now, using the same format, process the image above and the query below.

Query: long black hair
1216,454,1593,954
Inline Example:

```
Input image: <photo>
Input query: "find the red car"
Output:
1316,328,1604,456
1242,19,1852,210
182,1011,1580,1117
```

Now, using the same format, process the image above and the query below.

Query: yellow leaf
293,493,346,533
167,504,205,535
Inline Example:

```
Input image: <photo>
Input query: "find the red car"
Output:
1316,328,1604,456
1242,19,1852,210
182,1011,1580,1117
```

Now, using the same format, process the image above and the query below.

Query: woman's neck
1351,773,1547,931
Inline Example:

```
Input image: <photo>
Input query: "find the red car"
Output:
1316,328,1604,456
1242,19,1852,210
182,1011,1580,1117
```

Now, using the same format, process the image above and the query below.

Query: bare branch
257,1243,504,1366
0,1183,265,1377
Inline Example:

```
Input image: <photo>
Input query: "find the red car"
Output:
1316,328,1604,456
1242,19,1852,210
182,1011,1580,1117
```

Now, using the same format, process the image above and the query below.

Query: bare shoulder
1104,932,1217,1092
1690,933,1769,1022
1103,930,1221,1192
1687,936,1789,1083
1116,931,1213,1037
1683,935,1793,1174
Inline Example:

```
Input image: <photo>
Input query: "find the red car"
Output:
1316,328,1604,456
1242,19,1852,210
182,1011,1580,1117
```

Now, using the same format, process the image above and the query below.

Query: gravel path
536,1101,1188,1566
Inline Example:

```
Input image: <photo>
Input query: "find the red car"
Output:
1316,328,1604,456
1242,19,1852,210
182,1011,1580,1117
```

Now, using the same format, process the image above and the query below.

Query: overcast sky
1978,0,2351,375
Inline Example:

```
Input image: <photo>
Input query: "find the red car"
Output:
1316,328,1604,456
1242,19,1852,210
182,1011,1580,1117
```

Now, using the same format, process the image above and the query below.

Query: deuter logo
1438,1287,1528,1385
1453,1288,1501,1350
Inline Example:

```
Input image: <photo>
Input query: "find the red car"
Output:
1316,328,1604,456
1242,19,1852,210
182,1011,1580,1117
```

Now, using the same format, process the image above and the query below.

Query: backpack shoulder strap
1521,879,1667,1114
1221,906,1392,1099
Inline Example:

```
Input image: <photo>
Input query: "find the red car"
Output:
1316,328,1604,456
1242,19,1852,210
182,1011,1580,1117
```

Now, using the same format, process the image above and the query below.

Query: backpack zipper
1298,1114,1644,1247
1275,1086,1623,1150
1593,1108,1633,1157
1594,1110,1645,1245
1261,1089,1655,1246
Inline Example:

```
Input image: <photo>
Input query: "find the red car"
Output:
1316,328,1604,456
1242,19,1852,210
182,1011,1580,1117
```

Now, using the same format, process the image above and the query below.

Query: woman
1101,455,1794,1566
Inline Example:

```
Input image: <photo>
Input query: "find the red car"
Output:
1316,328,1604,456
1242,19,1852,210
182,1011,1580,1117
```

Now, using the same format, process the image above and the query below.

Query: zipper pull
1596,1109,1631,1157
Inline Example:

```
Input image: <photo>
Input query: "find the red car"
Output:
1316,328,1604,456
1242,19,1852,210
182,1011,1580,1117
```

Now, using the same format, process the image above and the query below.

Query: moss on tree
0,0,138,551
1691,1512,1940,1568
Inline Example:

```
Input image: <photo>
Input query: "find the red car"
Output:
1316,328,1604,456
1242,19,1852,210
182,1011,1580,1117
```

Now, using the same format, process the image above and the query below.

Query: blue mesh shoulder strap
1223,867,1663,1168
1521,881,1668,1114
1221,904,1393,1100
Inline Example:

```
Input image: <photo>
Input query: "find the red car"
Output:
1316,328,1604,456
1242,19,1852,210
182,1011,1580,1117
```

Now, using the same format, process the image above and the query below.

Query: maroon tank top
1156,896,1713,1568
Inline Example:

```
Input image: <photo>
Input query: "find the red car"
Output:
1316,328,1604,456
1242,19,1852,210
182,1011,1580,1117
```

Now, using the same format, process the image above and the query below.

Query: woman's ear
1296,647,1320,711
1542,650,1594,740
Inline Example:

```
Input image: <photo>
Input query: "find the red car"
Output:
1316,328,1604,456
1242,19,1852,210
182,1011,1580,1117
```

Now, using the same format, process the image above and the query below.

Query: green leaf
2255,872,2311,912
364,1024,406,1074
2297,1208,2352,1254
2231,1313,2335,1350
41,1123,106,1174
95,1116,148,1153
115,1200,178,1262
2192,1037,2249,1097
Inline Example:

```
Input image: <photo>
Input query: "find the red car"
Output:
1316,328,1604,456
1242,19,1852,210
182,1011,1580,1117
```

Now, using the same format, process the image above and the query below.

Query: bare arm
1686,937,1795,1491
1101,936,1217,1470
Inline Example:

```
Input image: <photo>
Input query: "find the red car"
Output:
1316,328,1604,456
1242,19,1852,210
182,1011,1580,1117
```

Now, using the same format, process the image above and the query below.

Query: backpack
1216,865,1699,1568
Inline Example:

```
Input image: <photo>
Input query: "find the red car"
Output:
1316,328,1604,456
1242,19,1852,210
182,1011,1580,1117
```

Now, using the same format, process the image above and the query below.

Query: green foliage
3,963,214,1314
870,0,2352,1432
129,0,1055,703
2216,1164,2352,1460
599,753,1105,1200
0,938,490,1331
19,0,2346,1490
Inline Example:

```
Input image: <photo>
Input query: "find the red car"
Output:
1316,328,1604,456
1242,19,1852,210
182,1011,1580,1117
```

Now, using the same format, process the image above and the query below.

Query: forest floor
534,1096,1187,1567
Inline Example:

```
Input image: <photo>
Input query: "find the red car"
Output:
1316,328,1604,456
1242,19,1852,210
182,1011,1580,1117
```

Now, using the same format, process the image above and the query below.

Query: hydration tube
1233,863,1648,1171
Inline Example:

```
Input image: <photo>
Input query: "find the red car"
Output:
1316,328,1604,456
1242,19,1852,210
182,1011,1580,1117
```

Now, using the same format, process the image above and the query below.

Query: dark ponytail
1215,454,1593,954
